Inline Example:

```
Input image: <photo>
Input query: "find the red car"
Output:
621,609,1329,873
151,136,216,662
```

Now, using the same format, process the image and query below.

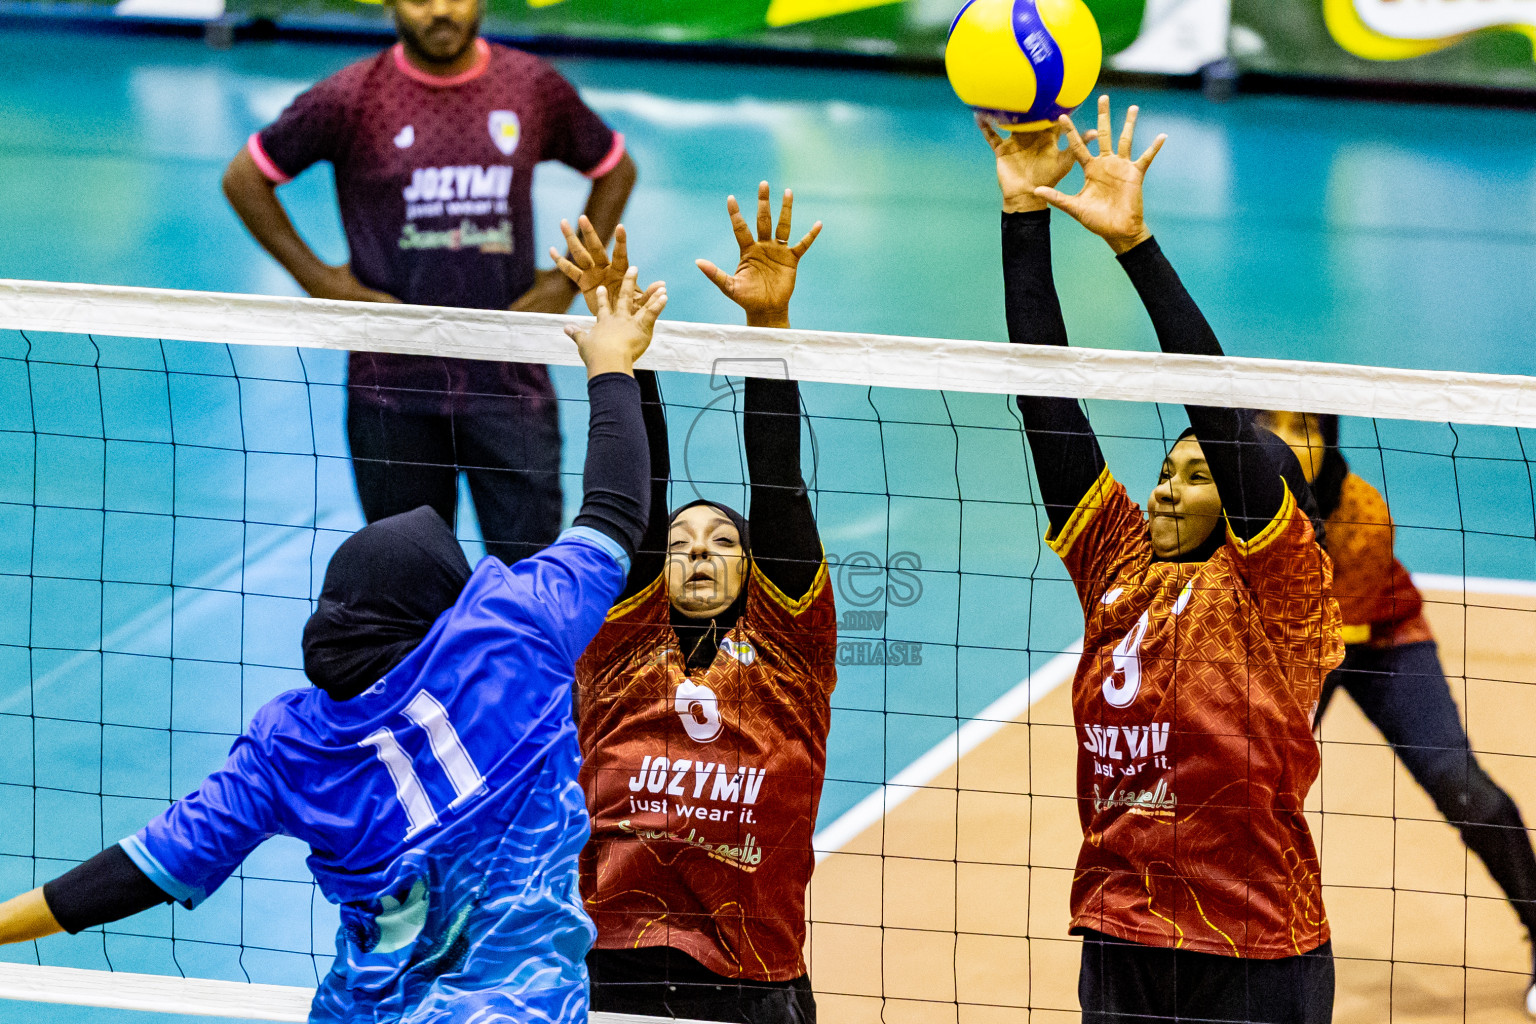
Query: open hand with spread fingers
696,181,822,329
1033,95,1167,254
565,266,667,380
550,217,661,316
978,115,1093,214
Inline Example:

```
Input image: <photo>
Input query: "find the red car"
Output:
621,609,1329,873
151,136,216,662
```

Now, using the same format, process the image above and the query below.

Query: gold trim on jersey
606,574,664,622
1046,466,1115,558
1225,479,1296,557
1341,623,1371,645
751,552,829,616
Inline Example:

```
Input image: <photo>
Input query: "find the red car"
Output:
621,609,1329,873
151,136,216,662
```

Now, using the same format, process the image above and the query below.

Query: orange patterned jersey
1051,469,1343,959
1325,473,1431,648
575,561,836,981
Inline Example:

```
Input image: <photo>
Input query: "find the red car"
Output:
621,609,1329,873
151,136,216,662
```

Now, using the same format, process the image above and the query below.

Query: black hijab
302,506,472,701
1165,424,1325,563
667,499,750,671
1307,414,1348,522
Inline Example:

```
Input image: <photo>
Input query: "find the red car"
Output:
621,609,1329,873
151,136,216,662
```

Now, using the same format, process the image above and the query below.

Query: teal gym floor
4,21,1536,1017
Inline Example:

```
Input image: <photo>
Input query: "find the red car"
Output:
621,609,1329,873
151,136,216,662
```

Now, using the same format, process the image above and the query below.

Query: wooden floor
806,587,1536,1023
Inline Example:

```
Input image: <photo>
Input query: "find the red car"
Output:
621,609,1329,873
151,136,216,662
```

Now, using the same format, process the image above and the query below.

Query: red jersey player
1259,409,1536,1017
222,0,635,564
983,99,1344,1022
554,187,830,1024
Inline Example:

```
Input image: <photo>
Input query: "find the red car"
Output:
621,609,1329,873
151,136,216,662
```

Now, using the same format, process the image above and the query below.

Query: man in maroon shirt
223,0,636,562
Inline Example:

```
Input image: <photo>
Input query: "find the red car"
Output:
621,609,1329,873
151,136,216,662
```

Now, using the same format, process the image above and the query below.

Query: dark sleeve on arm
253,74,348,183
1116,237,1285,540
745,377,822,601
1003,211,1108,535
538,63,623,176
614,370,670,603
573,372,650,559
43,845,173,935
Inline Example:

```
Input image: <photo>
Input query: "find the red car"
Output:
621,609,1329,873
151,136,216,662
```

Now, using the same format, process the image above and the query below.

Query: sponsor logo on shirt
623,753,769,863
675,680,724,743
1085,721,1175,817
1091,779,1177,817
619,822,764,871
718,637,756,666
488,110,520,156
393,125,415,149
1084,722,1170,762
402,165,514,221
398,219,513,254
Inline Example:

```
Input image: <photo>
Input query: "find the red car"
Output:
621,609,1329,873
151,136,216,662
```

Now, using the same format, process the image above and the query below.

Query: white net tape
4,278,1533,426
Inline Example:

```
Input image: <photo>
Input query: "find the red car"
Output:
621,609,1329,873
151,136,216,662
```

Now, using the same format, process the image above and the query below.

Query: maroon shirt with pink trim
252,40,625,412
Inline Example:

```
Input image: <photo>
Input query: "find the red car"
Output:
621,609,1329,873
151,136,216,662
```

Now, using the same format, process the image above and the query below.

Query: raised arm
554,220,669,599
565,267,666,564
696,183,824,599
981,119,1107,535
615,367,671,600
1037,98,1286,541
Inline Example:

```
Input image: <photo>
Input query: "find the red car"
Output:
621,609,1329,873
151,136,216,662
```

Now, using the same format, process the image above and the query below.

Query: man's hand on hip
511,270,581,314
306,263,401,304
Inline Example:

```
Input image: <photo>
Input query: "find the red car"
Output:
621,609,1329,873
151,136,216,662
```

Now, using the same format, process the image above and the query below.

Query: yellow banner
1324,0,1536,61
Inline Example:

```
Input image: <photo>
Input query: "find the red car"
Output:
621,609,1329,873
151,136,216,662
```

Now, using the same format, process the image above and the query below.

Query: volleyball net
3,279,1536,1022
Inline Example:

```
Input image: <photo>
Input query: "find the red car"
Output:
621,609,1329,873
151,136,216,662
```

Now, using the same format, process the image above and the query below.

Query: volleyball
945,0,1103,131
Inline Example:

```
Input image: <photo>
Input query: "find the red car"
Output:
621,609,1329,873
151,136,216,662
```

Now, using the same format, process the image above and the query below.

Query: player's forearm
39,844,173,937
573,372,650,558
222,149,333,296
579,152,636,245
1116,234,1223,361
1114,237,1286,536
0,888,62,945
1115,231,1233,446
746,378,821,599
1002,211,1106,531
616,370,671,601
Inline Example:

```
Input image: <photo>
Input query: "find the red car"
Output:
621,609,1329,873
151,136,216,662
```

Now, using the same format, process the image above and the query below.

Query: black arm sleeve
42,845,173,935
745,377,822,601
1003,211,1108,535
1116,237,1285,540
572,372,650,558
613,369,671,603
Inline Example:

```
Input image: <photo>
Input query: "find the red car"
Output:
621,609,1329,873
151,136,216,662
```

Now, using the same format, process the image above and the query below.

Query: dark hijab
667,499,750,671
1166,424,1325,563
302,506,472,701
1307,414,1348,522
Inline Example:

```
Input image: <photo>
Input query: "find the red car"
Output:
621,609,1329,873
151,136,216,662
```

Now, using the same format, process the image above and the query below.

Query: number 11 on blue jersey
360,691,487,839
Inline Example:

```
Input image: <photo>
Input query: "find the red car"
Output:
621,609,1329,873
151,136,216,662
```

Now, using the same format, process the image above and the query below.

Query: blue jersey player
0,268,669,1024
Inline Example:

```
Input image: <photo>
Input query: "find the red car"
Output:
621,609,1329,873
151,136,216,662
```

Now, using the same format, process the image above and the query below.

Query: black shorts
588,946,816,1024
1077,929,1334,1024
346,391,563,565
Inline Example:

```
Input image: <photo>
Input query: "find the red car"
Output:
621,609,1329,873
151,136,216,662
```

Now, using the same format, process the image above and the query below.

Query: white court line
1413,573,1536,599
0,961,711,1022
811,641,1083,862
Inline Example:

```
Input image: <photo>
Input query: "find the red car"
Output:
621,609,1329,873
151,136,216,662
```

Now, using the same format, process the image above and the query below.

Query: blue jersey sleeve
120,736,282,909
481,527,628,668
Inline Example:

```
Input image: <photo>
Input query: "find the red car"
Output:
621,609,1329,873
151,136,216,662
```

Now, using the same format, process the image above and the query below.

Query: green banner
1231,0,1536,89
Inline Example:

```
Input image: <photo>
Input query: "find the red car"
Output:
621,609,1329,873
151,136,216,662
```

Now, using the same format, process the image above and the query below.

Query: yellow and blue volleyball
945,0,1102,131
